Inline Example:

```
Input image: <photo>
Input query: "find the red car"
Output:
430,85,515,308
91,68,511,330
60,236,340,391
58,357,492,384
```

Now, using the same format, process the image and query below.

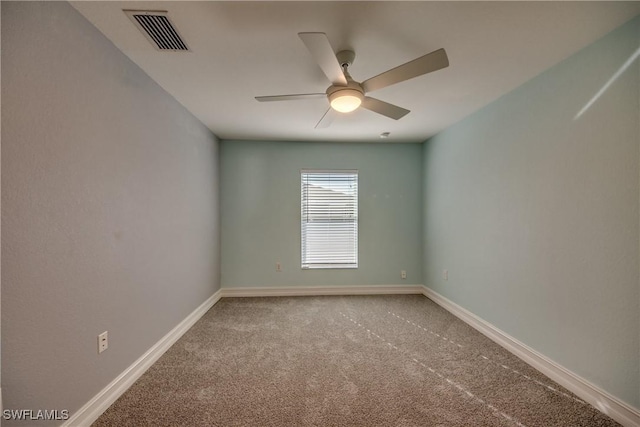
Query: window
301,170,358,269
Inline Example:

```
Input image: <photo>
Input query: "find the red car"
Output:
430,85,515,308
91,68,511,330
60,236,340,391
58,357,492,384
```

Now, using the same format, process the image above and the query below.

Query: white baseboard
63,290,222,427
422,286,640,427
221,284,424,298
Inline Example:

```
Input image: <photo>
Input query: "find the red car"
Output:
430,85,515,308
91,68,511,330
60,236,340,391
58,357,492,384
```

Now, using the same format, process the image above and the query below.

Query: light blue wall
221,141,423,287
2,2,220,423
422,16,639,408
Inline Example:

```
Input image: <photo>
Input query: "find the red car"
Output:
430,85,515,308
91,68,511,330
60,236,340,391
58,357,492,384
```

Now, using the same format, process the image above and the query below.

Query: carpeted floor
93,295,619,426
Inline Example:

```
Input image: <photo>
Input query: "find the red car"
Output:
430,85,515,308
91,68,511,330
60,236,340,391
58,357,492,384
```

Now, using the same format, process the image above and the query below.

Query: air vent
124,10,189,51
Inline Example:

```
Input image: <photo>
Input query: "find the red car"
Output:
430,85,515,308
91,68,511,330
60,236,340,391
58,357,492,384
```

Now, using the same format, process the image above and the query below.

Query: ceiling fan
255,33,449,128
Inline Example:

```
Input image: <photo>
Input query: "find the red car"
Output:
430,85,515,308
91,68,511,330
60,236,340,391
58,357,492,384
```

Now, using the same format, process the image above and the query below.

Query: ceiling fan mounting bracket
336,50,356,68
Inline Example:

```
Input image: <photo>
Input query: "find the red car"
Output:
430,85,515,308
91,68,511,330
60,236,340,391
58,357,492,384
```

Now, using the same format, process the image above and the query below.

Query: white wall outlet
401,270,407,279
276,262,282,272
98,331,108,354
443,269,448,281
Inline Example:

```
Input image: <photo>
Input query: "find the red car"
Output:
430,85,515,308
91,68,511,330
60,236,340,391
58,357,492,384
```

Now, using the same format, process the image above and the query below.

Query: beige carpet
93,295,619,426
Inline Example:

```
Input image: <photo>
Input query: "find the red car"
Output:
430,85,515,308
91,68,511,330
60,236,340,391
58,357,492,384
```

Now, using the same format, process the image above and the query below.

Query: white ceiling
71,1,640,143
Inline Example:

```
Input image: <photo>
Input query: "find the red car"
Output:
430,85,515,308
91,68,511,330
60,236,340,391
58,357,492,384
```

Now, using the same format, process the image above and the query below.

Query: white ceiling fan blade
298,32,348,86
255,93,326,102
362,48,449,93
361,97,410,120
315,107,336,129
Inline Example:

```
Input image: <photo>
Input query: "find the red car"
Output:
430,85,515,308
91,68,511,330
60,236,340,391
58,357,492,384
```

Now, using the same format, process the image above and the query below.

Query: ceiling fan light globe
329,89,363,113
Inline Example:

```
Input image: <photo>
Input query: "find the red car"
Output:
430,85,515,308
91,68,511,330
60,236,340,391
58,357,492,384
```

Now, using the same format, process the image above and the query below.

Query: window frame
300,169,359,270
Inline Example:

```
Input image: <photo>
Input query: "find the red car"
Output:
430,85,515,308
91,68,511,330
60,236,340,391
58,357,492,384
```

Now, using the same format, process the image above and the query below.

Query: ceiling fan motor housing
326,80,364,113
325,50,362,113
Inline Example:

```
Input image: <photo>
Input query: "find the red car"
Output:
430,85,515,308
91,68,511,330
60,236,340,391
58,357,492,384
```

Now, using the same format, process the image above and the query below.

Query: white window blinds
301,170,358,269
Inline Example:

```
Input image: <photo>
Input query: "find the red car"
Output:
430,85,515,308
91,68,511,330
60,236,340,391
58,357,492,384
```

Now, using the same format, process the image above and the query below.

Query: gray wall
1,2,221,423
422,16,639,408
221,140,423,287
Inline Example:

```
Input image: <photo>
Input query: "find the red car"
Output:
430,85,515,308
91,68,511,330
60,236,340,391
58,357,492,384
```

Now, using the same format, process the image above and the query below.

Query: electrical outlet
401,270,407,280
276,262,282,272
443,269,448,281
98,331,108,354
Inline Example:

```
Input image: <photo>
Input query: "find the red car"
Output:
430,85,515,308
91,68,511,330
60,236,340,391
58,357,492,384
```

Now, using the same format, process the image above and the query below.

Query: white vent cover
124,10,189,51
